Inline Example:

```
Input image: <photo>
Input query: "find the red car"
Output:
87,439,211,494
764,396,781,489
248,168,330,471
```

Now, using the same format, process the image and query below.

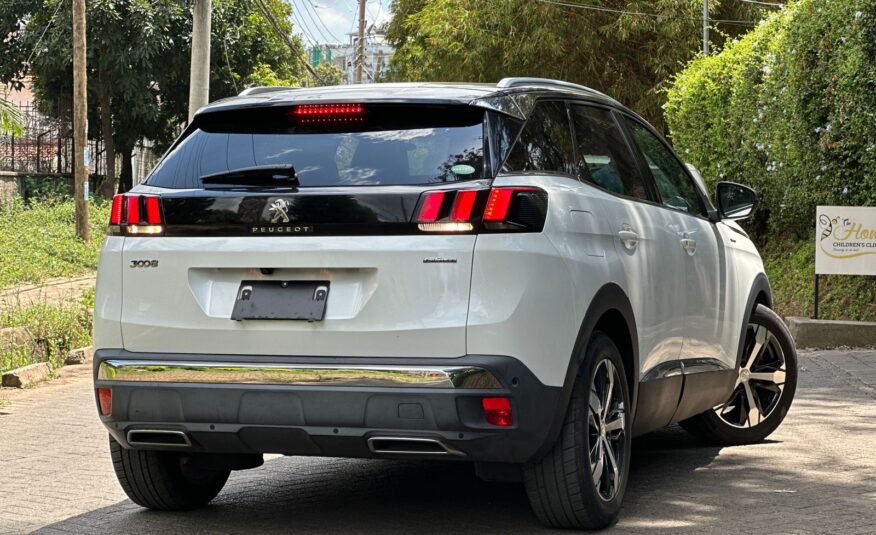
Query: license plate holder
231,280,329,321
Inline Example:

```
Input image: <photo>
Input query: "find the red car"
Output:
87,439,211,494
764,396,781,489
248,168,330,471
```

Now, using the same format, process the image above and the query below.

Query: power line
25,0,66,65
737,0,784,7
536,0,761,26
298,0,333,43
304,0,343,43
291,9,318,47
253,0,324,83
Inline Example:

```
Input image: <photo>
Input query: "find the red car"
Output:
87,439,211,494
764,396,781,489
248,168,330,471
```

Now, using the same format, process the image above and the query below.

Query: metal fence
0,103,114,177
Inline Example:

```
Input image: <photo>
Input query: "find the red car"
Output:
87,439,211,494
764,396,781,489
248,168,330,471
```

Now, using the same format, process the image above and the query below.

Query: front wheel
680,304,797,445
523,332,631,530
110,436,230,510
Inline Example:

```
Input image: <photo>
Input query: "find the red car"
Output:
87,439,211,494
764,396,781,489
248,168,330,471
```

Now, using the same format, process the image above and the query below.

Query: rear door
118,103,488,358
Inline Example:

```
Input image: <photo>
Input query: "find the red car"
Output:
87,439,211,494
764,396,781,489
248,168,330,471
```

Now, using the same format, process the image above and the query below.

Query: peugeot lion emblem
268,199,291,223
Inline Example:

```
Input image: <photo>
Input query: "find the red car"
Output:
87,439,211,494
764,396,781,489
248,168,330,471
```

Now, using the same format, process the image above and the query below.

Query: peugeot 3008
93,78,797,529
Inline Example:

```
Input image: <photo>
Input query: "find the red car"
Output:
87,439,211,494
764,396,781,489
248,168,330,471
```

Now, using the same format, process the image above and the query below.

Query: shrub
0,299,93,372
665,0,876,238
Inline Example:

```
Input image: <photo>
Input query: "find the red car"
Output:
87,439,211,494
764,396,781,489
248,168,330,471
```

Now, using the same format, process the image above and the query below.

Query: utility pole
188,0,212,122
72,0,89,241
702,0,709,55
356,0,366,83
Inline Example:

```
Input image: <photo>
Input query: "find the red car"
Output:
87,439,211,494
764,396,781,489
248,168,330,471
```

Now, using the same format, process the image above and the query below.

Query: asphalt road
1,350,875,534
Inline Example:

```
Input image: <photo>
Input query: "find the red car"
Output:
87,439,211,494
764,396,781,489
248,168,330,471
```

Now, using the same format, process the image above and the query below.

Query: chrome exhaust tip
126,429,192,448
367,436,465,457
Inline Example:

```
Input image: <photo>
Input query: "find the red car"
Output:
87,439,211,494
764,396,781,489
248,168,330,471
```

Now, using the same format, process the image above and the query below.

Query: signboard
816,206,876,275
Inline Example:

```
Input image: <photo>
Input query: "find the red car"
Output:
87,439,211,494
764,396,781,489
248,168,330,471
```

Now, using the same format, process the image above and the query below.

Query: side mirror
716,181,757,220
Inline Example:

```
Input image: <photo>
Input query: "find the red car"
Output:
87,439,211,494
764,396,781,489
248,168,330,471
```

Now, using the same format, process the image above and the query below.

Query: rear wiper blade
201,164,299,187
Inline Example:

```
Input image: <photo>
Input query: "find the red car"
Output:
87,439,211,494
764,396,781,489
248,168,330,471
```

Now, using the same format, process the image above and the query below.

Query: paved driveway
1,350,875,534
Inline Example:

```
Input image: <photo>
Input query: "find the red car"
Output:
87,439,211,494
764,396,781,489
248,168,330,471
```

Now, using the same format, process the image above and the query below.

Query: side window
503,101,575,175
569,105,649,200
624,118,706,216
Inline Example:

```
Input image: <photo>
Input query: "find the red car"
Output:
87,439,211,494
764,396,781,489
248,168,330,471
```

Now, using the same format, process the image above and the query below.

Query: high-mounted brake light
109,194,164,236
290,104,365,124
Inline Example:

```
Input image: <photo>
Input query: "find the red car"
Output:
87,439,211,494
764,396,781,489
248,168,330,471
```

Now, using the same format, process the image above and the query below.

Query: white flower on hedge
855,11,862,19
842,187,848,195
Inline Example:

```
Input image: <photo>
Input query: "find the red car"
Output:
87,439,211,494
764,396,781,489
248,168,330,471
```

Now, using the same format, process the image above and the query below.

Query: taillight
97,387,112,416
413,186,547,233
109,194,164,236
482,397,513,427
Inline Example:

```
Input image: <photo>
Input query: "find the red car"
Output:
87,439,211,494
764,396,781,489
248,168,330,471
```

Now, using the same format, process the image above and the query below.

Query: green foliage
0,0,307,155
314,61,345,87
0,199,109,289
0,97,24,135
763,236,876,322
0,300,93,372
386,0,766,128
665,0,876,237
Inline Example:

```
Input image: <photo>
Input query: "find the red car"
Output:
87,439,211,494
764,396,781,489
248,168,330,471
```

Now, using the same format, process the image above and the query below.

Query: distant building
309,31,393,84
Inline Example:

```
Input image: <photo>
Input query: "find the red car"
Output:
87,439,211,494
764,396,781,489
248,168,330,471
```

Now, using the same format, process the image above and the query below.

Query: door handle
680,237,697,255
618,229,639,250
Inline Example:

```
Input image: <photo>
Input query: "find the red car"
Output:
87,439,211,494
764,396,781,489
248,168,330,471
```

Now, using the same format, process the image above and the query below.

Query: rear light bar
414,186,547,233
290,104,365,124
109,194,164,236
97,387,112,416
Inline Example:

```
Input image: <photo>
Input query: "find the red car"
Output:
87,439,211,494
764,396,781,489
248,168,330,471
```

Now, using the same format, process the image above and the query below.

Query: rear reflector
482,397,513,426
97,388,112,416
109,194,164,236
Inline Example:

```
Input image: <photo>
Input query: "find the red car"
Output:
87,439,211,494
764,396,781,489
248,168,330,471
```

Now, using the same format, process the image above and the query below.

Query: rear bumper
93,349,564,464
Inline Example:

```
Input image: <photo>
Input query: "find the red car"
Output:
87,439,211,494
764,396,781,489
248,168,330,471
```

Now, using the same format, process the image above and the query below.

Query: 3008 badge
129,260,159,268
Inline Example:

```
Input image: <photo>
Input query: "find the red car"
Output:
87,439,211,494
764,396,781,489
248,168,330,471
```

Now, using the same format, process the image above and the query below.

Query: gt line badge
268,199,291,223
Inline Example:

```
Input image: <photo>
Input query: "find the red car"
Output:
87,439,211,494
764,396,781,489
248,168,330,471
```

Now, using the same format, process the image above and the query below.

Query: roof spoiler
238,86,301,97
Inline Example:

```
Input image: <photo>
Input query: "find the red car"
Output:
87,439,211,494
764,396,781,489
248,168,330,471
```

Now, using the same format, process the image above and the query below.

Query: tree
0,0,307,193
0,98,24,135
385,0,767,129
314,61,345,87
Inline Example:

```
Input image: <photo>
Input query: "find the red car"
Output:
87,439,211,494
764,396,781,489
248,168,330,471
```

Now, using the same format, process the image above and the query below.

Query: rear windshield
145,104,486,188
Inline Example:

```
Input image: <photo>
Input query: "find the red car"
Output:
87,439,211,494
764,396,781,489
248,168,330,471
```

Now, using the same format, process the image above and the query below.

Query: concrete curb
2,362,52,388
786,317,876,349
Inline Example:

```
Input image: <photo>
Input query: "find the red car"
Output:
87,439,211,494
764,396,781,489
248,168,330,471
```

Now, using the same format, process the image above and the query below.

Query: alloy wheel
714,323,787,428
588,359,626,501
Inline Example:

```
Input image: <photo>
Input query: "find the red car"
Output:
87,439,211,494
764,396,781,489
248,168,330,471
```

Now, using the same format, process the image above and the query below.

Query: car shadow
32,426,731,534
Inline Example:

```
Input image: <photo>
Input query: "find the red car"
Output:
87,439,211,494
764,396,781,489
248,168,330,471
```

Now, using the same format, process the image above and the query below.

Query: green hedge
665,0,876,237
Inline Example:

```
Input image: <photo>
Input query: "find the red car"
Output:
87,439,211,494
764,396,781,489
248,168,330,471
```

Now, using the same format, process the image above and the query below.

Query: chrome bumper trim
97,360,503,389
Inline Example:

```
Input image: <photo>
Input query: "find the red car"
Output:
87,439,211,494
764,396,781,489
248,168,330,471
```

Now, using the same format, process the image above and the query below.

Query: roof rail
496,77,612,99
238,86,300,97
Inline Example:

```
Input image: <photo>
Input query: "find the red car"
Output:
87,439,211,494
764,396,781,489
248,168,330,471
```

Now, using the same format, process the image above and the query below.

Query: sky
289,0,394,47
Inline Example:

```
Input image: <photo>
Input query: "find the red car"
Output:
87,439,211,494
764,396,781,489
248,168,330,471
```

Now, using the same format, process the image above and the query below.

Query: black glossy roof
196,81,624,119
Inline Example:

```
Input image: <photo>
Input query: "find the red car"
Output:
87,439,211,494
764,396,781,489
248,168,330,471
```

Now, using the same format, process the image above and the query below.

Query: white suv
93,78,797,529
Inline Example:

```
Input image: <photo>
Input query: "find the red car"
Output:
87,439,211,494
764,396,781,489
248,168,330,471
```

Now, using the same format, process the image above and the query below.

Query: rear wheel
110,436,230,510
523,332,631,530
680,304,797,445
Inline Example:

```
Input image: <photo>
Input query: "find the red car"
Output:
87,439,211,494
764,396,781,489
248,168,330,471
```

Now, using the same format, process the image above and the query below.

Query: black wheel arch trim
735,273,773,370
533,283,639,460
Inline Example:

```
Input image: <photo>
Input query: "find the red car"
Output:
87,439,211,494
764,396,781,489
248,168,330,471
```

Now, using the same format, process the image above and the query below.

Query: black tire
110,436,230,511
680,304,797,445
523,331,632,530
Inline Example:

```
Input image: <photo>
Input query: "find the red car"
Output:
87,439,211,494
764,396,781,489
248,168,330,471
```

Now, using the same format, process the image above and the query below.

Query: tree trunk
98,57,116,198
118,148,133,193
